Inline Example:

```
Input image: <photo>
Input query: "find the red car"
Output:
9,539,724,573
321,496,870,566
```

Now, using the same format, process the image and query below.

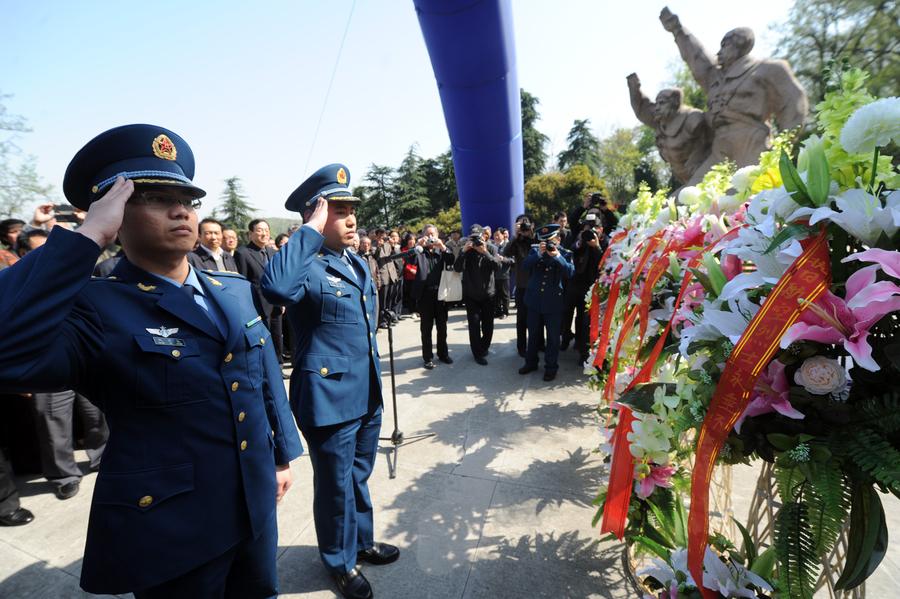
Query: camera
54,204,80,223
580,229,597,244
469,234,484,247
545,241,557,252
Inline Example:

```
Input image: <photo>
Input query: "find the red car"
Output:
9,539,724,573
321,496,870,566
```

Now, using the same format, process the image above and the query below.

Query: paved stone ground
1,307,897,598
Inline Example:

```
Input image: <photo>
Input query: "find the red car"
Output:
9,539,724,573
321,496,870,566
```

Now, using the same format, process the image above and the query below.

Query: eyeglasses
130,191,202,210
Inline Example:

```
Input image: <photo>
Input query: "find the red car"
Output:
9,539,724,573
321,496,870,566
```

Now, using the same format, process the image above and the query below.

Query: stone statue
659,7,808,179
627,74,712,186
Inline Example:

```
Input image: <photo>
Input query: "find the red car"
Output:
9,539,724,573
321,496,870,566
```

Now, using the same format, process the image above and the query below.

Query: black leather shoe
0,508,34,526
518,365,538,375
55,481,80,500
438,355,453,364
358,542,400,565
333,567,373,599
474,356,488,365
543,370,557,381
424,360,436,370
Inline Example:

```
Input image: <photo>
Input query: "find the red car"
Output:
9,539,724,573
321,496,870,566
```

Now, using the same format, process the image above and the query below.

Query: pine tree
360,164,395,228
521,89,549,181
392,145,430,226
420,149,458,213
214,177,255,239
557,119,602,177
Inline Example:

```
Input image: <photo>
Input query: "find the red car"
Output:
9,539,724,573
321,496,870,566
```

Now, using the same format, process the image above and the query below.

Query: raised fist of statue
659,7,680,32
626,73,641,90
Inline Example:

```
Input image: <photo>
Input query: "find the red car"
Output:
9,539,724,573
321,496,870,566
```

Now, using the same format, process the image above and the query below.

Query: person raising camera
454,224,500,365
561,211,604,364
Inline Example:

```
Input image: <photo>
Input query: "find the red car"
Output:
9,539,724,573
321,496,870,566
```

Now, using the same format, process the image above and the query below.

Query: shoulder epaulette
202,270,246,280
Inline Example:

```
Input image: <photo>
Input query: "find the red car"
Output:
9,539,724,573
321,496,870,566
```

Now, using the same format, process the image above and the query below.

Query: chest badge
147,326,179,338
137,283,157,292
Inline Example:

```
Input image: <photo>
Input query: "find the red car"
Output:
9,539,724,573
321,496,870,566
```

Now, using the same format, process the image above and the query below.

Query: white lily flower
794,189,900,245
703,548,773,598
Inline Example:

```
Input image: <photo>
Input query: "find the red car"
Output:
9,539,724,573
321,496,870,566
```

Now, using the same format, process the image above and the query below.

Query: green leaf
775,501,818,599
779,149,813,207
836,485,888,590
805,138,831,206
750,546,777,580
733,517,758,566
764,224,810,254
688,267,716,296
632,535,672,562
767,433,795,452
616,383,674,414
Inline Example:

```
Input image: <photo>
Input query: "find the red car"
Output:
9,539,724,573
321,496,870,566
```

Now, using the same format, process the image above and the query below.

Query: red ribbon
687,230,831,596
594,265,623,368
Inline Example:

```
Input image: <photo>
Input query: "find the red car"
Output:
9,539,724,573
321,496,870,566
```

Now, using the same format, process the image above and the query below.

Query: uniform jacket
522,247,575,314
234,242,278,318
188,245,238,273
262,226,382,428
0,228,302,594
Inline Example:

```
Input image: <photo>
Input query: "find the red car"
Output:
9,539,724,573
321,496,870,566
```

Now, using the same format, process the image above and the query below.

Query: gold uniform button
260,337,266,345
138,495,153,508
224,353,233,363
362,295,367,302
369,332,373,338
231,381,239,392
238,411,246,422
171,349,181,358
240,440,248,451
336,290,342,297
320,367,329,376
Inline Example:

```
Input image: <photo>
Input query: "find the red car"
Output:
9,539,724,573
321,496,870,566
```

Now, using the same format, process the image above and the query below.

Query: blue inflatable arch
413,0,525,232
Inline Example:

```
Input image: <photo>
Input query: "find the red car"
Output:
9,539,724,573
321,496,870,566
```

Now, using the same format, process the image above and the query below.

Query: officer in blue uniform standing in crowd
262,164,398,599
0,125,303,598
518,224,575,382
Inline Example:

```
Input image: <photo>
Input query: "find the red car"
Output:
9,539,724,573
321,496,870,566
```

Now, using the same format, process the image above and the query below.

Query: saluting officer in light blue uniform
262,165,398,599
518,224,575,382
0,125,303,597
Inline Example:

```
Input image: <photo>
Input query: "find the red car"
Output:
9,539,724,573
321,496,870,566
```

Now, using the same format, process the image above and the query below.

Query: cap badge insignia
137,283,157,292
336,167,348,185
147,326,179,338
151,134,177,161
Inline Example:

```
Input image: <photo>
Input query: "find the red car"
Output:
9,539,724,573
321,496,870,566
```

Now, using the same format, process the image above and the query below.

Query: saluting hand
304,197,329,234
275,464,292,503
77,176,133,248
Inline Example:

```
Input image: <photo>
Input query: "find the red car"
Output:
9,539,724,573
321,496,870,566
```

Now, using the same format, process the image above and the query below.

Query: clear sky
2,0,790,220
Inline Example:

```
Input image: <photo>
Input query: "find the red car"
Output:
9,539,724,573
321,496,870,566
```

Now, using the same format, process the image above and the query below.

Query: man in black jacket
234,219,284,366
503,217,542,357
188,218,237,272
411,225,455,369
454,224,500,365
561,217,604,363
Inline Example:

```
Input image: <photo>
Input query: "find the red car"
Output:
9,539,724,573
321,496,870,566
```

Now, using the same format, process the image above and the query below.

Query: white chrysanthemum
678,185,702,207
839,97,900,154
730,165,756,194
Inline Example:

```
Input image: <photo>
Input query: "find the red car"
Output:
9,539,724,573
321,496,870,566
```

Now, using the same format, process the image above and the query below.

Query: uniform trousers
525,309,562,374
133,510,278,599
417,288,449,361
0,449,20,516
302,406,383,574
464,296,495,358
494,277,510,317
514,288,543,356
32,390,108,488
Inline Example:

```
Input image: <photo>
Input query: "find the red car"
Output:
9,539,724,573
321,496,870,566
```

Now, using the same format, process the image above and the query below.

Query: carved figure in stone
660,7,808,180
627,73,712,186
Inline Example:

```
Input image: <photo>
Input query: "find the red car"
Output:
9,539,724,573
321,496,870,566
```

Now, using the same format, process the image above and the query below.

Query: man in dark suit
235,219,284,365
411,224,455,369
0,125,302,596
454,224,501,365
188,217,238,272
263,164,398,599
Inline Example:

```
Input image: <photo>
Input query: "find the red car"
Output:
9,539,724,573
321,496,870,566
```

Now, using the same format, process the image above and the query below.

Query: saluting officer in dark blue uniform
0,125,303,598
262,165,397,599
518,224,575,381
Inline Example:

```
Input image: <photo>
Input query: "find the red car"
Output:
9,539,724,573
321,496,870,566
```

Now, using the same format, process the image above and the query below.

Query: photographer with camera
411,225,455,369
561,211,604,364
503,216,542,357
518,224,575,381
454,224,500,365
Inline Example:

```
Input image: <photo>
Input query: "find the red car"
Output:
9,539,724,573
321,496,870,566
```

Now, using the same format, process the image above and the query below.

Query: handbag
437,268,462,302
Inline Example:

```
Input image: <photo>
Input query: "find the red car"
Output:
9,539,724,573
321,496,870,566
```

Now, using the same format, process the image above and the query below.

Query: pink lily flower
735,360,802,433
635,464,677,499
721,254,743,281
842,248,900,280
780,264,900,371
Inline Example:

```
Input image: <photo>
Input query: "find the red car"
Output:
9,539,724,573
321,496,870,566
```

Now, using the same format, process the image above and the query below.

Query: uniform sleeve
0,227,104,393
522,248,540,270
261,226,324,305
555,252,576,279
259,327,303,464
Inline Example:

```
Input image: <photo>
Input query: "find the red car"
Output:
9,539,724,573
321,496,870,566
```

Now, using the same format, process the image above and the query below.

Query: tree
392,146,431,226
420,149,458,213
410,203,461,237
214,177,255,239
524,164,606,225
0,94,53,218
774,0,899,106
521,89,549,180
667,65,707,110
557,119,602,176
597,128,644,205
359,164,395,228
